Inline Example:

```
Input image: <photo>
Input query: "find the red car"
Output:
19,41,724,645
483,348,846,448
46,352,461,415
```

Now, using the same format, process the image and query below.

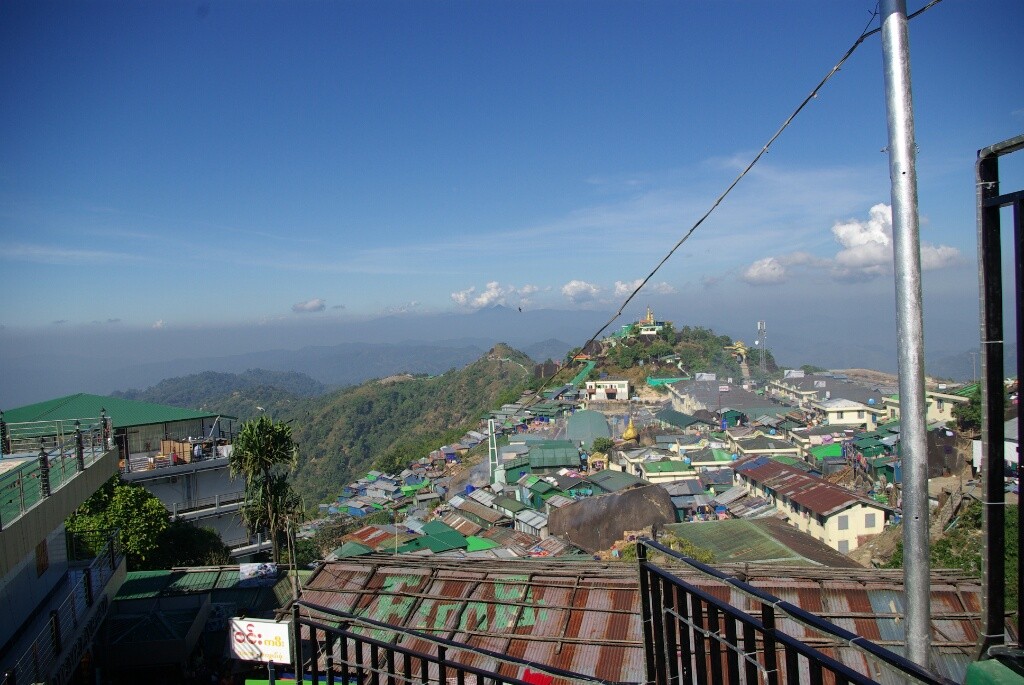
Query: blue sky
1,1,1022,353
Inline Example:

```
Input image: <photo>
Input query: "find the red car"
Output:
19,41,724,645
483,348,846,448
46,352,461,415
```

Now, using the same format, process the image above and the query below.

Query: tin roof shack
547,484,676,553
99,565,299,678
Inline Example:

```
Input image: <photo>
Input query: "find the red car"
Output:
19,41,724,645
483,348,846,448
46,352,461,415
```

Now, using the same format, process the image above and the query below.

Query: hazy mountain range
0,304,1010,408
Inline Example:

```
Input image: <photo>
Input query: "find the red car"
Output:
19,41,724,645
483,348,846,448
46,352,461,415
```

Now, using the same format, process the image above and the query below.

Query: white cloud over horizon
739,203,962,286
561,280,602,304
292,298,326,313
450,282,540,309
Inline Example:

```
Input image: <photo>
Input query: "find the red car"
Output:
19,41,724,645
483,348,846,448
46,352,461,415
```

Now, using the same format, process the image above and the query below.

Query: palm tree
230,415,298,562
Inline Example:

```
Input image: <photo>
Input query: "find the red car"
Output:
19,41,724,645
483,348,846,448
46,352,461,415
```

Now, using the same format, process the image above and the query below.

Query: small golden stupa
622,417,638,441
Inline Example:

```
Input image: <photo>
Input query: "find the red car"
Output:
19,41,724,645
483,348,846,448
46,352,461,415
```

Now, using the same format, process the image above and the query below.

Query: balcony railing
2,531,123,685
0,417,112,531
293,601,627,685
636,539,953,685
171,490,245,517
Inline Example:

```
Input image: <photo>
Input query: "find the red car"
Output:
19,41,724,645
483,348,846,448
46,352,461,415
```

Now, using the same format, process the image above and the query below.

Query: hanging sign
229,618,292,663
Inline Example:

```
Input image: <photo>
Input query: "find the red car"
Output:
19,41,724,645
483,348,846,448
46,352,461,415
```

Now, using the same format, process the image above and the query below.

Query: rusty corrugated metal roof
298,557,1010,685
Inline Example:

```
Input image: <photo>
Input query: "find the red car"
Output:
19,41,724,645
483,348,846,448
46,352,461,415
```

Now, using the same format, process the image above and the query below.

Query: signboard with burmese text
228,618,292,664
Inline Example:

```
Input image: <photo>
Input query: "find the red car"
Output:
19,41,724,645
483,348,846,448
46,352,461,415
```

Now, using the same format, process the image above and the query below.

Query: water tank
868,398,876,406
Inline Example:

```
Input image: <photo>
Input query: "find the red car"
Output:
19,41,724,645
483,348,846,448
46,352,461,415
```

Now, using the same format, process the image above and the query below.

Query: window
865,513,877,528
857,411,865,419
837,515,849,531
836,411,845,419
838,540,850,553
937,399,945,411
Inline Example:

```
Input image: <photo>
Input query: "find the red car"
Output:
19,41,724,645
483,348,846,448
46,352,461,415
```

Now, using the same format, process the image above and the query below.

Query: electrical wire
529,0,944,404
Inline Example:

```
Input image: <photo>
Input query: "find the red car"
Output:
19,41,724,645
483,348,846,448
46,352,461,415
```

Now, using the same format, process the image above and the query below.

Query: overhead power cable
529,0,943,403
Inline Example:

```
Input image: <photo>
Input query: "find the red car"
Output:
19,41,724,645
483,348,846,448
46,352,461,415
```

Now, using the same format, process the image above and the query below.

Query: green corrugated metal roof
528,441,580,468
465,536,499,552
494,496,526,513
4,393,229,428
809,443,843,460
664,520,803,564
951,383,978,398
586,469,645,493
643,460,694,474
333,541,373,558
115,570,176,600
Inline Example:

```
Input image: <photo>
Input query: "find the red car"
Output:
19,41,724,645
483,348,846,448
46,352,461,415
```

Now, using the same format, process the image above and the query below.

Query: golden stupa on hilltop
622,417,638,441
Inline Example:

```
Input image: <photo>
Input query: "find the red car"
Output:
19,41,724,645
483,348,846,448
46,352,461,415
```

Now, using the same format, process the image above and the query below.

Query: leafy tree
951,385,981,433
148,522,232,568
230,415,299,563
885,500,1018,611
618,534,714,563
66,476,170,569
591,437,615,454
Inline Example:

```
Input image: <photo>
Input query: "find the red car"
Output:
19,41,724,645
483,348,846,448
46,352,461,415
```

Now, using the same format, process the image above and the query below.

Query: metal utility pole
880,0,930,669
757,321,767,373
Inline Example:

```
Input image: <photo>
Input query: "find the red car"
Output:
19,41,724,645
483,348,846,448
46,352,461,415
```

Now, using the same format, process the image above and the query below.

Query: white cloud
450,282,538,309
384,301,422,315
742,257,788,285
614,279,644,297
5,243,133,264
614,279,676,297
561,280,601,304
152,320,165,329
292,298,326,313
829,203,961,279
832,203,893,271
920,244,961,271
650,281,677,295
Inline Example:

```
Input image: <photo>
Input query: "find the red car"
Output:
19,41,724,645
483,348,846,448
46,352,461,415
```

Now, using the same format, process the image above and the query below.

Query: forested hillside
114,369,326,408
289,344,533,505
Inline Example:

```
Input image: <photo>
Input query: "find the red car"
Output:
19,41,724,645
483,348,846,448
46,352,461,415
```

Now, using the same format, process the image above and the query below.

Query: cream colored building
584,378,630,401
811,398,884,428
734,458,889,553
881,389,971,425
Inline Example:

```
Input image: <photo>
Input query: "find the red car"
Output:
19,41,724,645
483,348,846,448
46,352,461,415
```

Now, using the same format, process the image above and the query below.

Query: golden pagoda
622,417,638,441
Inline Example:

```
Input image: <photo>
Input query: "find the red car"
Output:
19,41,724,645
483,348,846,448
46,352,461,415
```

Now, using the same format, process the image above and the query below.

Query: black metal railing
975,133,1024,657
293,601,629,685
636,539,953,685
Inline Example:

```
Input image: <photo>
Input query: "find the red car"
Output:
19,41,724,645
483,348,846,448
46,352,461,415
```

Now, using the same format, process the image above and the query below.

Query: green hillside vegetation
885,500,1019,612
566,323,780,388
113,369,327,419
288,343,533,506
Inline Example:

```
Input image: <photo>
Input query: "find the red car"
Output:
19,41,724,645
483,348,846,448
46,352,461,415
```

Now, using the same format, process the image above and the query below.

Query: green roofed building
4,393,255,558
397,520,467,553
566,409,611,450
637,460,697,484
809,442,843,463
4,393,236,463
527,440,581,473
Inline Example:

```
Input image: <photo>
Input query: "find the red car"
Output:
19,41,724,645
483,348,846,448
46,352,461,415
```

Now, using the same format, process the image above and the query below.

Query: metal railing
0,417,113,530
636,539,953,685
293,601,628,685
171,490,245,516
975,133,1024,657
2,531,122,685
